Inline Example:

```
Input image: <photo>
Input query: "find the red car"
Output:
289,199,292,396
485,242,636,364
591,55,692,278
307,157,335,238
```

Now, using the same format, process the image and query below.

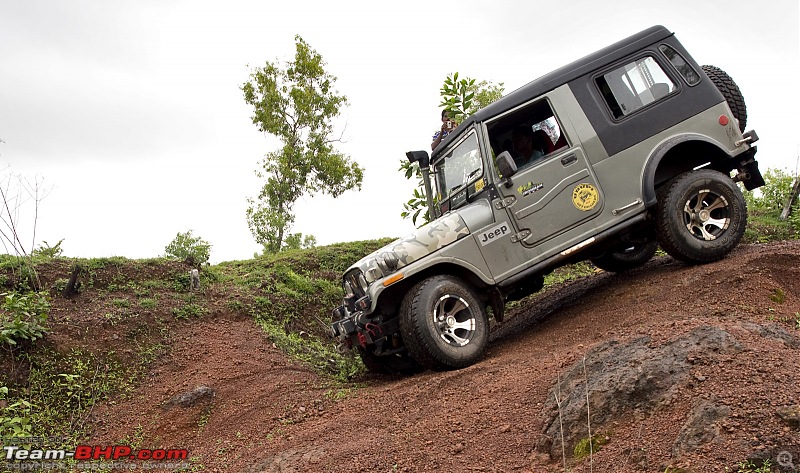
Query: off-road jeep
330,25,764,372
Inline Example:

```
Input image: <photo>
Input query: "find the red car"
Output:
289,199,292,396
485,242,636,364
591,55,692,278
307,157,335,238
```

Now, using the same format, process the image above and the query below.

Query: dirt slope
82,240,800,472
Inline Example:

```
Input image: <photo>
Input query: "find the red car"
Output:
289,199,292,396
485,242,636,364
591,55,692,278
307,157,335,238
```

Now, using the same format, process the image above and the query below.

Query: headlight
357,273,369,293
343,280,355,297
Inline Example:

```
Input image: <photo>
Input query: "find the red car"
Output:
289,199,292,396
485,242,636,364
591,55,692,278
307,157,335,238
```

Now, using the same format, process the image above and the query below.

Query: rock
165,385,215,408
672,400,730,456
776,406,800,430
541,326,741,458
741,322,800,349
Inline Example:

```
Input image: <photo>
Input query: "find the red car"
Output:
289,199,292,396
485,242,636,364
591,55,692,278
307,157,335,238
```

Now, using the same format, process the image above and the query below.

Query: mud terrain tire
656,169,746,263
400,275,488,370
591,239,659,273
702,65,747,132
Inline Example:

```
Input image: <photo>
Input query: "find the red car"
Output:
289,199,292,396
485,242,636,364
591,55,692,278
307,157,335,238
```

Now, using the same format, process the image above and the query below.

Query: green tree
164,230,212,266
242,35,364,253
401,73,504,225
440,73,505,121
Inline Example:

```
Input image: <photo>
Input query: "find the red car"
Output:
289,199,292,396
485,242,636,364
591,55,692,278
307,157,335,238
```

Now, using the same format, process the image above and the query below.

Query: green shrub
32,239,65,258
138,298,157,310
172,303,206,319
164,230,212,266
0,291,50,347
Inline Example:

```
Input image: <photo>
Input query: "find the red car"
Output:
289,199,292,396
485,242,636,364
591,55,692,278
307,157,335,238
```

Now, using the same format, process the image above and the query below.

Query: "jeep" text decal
478,222,510,246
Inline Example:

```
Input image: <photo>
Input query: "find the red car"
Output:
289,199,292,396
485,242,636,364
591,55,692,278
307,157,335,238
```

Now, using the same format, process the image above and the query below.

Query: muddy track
86,241,800,472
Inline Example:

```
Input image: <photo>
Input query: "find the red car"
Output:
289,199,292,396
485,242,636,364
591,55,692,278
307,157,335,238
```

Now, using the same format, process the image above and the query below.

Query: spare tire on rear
702,65,747,132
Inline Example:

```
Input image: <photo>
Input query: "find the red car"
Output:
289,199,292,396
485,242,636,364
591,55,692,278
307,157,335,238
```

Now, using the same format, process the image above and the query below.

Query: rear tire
702,65,747,132
399,275,489,370
591,239,659,273
656,170,746,263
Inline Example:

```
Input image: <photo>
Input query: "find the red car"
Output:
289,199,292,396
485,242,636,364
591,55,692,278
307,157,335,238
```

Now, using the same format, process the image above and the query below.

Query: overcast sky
1,0,798,263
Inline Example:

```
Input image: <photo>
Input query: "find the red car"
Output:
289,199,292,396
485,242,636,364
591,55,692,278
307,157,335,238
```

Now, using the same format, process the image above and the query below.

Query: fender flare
641,133,728,208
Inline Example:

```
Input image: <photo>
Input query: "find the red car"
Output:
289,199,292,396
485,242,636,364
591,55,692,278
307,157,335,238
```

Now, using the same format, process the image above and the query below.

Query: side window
486,99,568,172
596,56,676,119
659,44,700,85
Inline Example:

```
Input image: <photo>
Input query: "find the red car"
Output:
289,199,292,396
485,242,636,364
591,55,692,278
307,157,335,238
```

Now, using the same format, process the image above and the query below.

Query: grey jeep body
331,25,763,365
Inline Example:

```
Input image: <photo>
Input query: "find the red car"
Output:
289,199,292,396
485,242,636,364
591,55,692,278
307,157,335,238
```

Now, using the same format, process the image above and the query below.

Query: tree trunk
779,176,800,220
63,264,82,298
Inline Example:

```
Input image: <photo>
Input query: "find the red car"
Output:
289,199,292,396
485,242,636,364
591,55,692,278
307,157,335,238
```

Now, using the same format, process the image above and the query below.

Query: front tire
399,275,489,370
656,170,746,263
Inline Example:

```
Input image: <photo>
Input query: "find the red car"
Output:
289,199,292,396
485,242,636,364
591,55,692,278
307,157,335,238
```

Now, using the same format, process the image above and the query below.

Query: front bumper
330,304,400,352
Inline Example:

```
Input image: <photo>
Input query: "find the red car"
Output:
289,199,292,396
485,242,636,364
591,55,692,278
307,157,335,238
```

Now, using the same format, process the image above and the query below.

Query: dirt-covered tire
399,275,489,370
358,347,421,375
702,65,747,132
590,239,659,273
656,170,747,263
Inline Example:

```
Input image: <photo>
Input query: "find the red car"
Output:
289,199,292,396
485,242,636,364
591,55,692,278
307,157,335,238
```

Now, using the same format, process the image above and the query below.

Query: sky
1,0,798,263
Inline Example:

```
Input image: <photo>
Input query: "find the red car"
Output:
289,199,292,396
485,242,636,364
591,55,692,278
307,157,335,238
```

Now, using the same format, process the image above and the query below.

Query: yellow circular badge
572,183,599,211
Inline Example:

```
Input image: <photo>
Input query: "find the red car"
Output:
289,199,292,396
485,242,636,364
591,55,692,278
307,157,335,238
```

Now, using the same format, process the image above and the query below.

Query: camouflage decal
353,213,470,284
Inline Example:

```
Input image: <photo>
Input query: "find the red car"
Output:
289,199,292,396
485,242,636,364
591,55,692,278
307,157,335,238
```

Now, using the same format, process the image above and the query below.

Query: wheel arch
376,262,494,318
642,134,737,208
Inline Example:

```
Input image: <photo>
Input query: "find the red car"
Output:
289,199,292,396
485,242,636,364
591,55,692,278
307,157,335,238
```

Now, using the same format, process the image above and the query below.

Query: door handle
561,154,577,166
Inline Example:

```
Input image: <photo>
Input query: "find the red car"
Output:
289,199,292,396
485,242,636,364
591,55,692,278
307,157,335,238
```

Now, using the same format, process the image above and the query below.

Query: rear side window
596,56,676,119
659,44,700,85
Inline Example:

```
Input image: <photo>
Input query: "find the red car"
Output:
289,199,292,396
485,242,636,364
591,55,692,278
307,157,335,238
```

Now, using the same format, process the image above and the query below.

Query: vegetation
734,459,774,473
573,432,609,460
164,230,212,266
0,290,50,347
741,168,800,243
242,35,363,253
439,72,505,123
0,167,795,454
401,73,505,225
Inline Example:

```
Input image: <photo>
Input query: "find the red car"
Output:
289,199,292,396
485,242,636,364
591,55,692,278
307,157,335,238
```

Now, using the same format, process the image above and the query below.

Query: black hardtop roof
434,25,674,154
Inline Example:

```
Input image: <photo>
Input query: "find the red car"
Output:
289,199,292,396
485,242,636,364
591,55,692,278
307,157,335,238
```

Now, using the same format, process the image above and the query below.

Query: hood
349,213,470,284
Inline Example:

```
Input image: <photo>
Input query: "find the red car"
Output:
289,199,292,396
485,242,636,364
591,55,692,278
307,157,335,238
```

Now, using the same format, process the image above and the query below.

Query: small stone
453,443,464,454
500,424,511,433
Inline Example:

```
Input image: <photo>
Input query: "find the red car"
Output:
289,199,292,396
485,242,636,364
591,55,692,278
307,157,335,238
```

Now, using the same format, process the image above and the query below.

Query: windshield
432,132,482,203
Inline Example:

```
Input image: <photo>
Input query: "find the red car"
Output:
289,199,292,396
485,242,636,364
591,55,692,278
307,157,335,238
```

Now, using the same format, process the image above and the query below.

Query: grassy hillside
0,175,797,454
0,239,393,450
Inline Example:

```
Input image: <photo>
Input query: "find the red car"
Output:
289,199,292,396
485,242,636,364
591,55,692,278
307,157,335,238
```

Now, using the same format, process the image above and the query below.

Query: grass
0,193,795,455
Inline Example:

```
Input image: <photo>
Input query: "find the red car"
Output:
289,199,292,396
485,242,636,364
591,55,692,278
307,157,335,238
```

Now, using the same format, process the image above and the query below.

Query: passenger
511,126,545,168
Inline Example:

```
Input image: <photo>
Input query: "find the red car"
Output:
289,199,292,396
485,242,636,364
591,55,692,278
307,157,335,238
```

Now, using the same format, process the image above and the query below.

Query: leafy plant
172,303,206,319
0,291,50,347
736,459,773,473
0,386,34,439
32,239,65,258
439,73,504,122
165,230,212,267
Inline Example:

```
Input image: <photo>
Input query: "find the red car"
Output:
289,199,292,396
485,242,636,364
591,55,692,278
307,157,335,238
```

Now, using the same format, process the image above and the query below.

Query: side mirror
406,150,430,169
496,151,517,187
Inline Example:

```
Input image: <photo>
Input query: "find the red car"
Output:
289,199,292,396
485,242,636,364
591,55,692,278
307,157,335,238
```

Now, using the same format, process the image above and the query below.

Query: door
500,145,603,247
